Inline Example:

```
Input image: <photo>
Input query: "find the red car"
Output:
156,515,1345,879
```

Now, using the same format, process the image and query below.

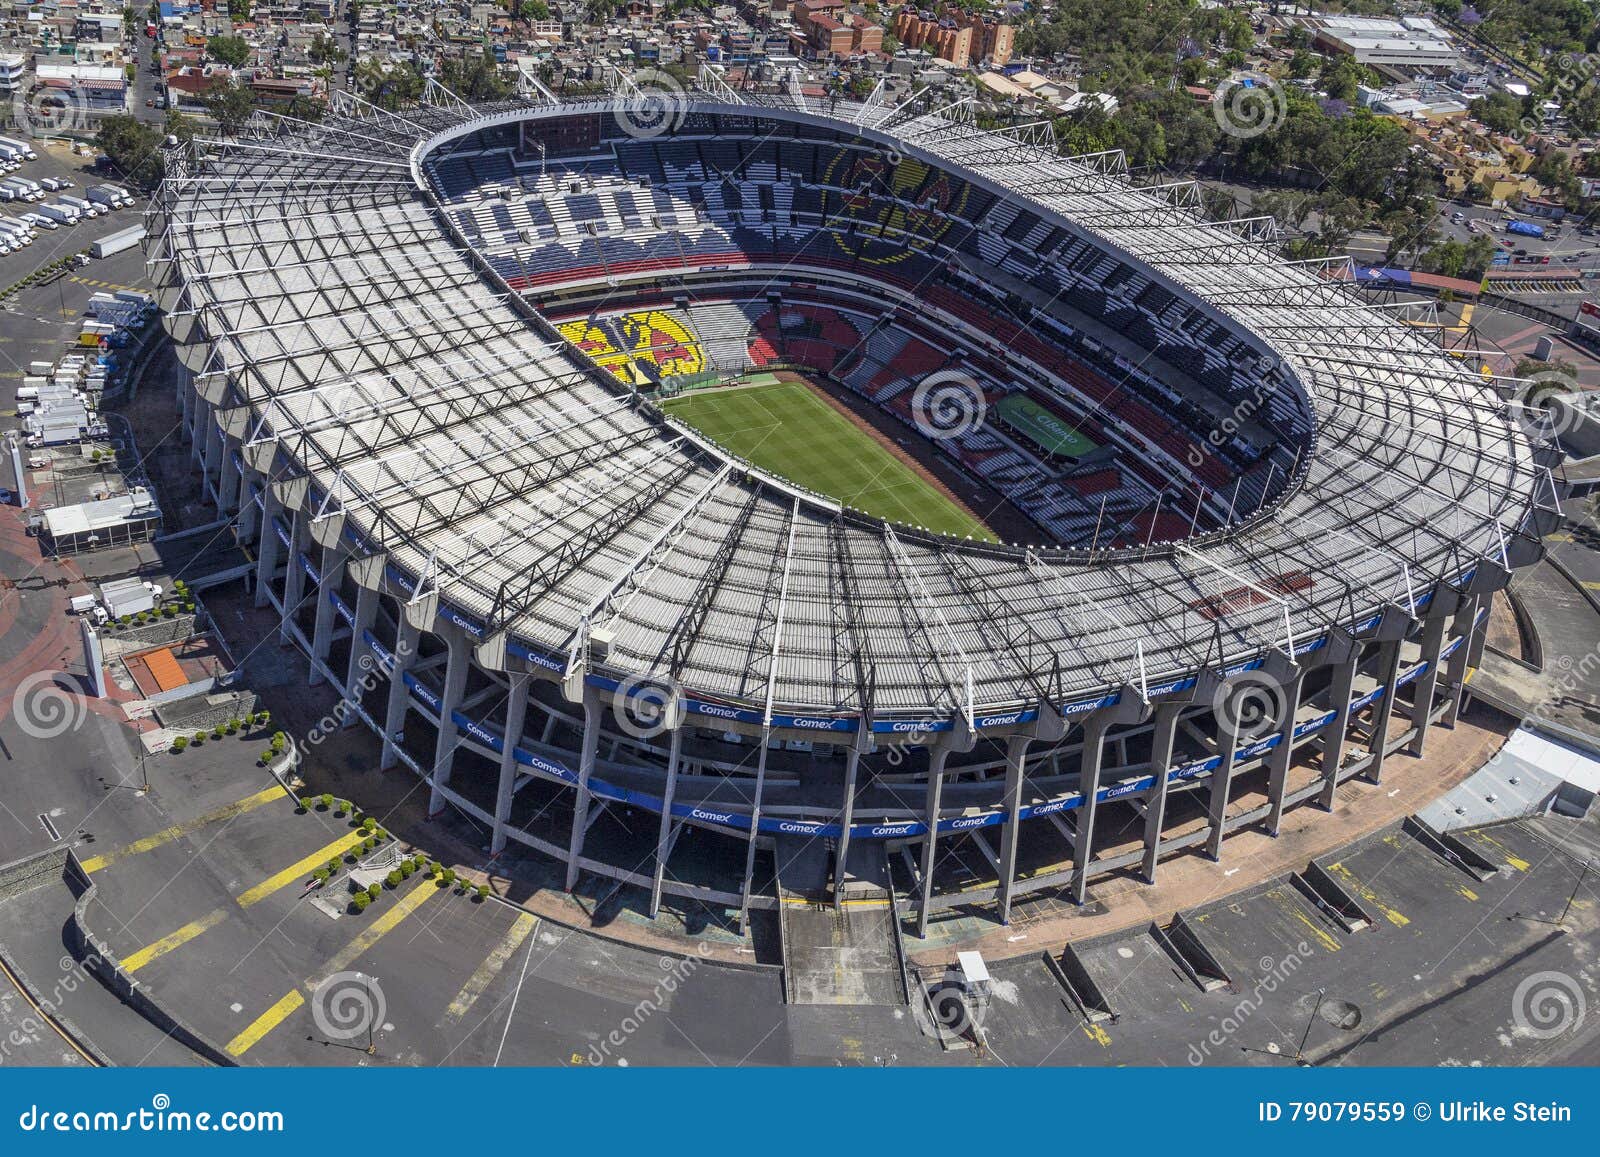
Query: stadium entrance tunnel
156,92,1554,935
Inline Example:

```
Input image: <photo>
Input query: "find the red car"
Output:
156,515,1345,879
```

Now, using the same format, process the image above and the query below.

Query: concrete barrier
1153,914,1231,993
1046,942,1117,1023
64,849,234,1067
1292,862,1375,933
1403,815,1498,881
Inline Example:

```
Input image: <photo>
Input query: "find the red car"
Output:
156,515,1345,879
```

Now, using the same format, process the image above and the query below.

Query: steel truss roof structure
149,86,1558,724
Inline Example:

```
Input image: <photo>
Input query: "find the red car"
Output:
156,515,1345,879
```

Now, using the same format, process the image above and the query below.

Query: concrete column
278,507,310,644
380,615,421,771
1317,653,1360,810
308,543,348,687
831,745,863,909
648,726,683,919
1442,596,1479,728
1406,591,1456,757
218,438,241,513
1261,649,1307,836
342,581,379,720
252,486,283,609
490,672,530,856
203,412,223,500
1140,702,1187,884
1364,638,1405,785
236,467,262,546
564,689,603,892
427,630,472,817
738,727,772,931
179,376,194,438
1204,724,1241,861
915,745,951,939
1069,688,1149,902
190,396,208,468
1070,719,1112,905
995,734,1033,925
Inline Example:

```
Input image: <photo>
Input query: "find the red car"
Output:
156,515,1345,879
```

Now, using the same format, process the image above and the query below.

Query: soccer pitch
662,381,996,541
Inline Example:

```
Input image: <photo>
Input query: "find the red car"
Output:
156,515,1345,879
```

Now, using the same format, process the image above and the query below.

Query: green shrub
475,884,489,902
329,858,342,875
351,892,369,913
210,726,223,740
386,869,402,888
366,882,381,901
399,860,414,879
441,868,457,886
171,736,188,752
272,733,288,753
296,797,310,811
262,751,276,767
224,720,237,735
320,793,333,810
162,605,176,618
192,732,205,746
313,867,329,883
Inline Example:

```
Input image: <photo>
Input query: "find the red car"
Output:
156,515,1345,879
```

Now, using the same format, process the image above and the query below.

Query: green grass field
662,381,995,541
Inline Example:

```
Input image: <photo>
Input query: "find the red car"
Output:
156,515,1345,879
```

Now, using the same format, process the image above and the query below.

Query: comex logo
1211,73,1287,140
1511,970,1587,1041
911,369,986,441
310,971,385,1044
1210,670,1287,744
614,69,689,142
612,673,684,740
11,670,88,741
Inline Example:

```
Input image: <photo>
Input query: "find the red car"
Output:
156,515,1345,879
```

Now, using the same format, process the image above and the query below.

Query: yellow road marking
122,908,229,974
444,912,537,1023
236,831,367,909
1583,581,1600,592
80,785,285,874
225,990,304,1058
311,881,440,987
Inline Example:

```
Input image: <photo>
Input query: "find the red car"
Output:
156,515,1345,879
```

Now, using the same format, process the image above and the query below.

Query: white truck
0,135,38,161
90,223,143,258
39,202,78,225
98,578,163,620
58,194,102,218
1,177,42,201
87,184,133,210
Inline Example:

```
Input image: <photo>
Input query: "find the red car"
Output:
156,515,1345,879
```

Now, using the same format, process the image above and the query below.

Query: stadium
146,77,1564,934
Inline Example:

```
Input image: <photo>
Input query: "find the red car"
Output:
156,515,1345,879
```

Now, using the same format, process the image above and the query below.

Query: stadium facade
146,79,1564,931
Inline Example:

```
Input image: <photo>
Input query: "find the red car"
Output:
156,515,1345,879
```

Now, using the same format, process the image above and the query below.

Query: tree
205,83,257,135
354,59,425,111
1471,92,1527,135
439,50,513,102
94,114,165,188
207,35,251,68
308,34,346,66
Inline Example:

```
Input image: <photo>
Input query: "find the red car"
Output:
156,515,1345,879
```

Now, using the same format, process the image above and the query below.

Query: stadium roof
147,77,1558,724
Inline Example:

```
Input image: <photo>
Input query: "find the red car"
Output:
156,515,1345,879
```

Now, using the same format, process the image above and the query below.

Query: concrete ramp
778,838,904,1006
